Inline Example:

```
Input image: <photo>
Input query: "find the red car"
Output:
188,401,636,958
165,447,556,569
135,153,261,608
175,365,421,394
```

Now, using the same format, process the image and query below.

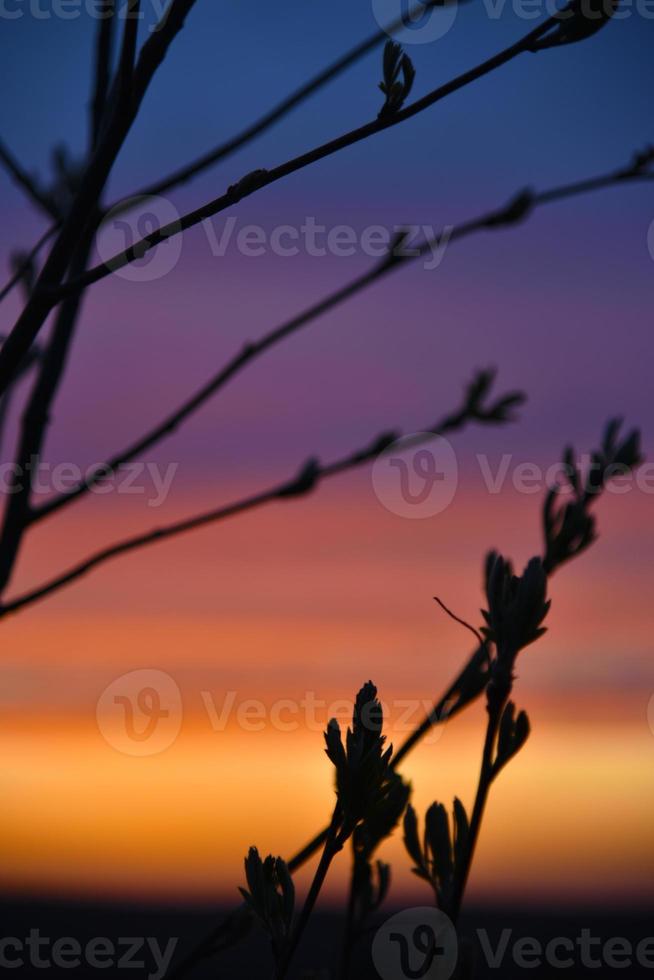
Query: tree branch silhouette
0,225,60,306
0,371,521,618
90,1,117,147
25,150,654,530
1,0,459,303
116,0,466,206
57,15,560,299
0,5,645,976
0,140,61,221
0,233,98,592
164,422,641,979
0,1,151,594
0,0,199,399
0,11,562,392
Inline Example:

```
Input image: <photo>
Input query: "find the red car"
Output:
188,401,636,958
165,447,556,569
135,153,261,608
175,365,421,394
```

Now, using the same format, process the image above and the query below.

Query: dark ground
1,895,652,978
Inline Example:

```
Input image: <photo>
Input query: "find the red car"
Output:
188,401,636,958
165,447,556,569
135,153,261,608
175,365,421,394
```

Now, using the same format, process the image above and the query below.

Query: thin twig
0,140,60,220
164,456,627,980
0,228,99,595
0,0,199,400
0,386,503,618
0,0,129,596
116,0,141,98
449,700,503,922
0,3,463,312
28,153,654,526
90,1,117,147
433,595,485,647
276,806,344,980
0,225,59,305
57,16,559,297
116,0,467,206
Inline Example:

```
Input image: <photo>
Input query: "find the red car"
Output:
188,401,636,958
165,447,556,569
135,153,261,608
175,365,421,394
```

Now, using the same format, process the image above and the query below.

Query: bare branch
0,0,199,401
28,150,654,525
164,419,639,977
116,0,141,99
59,15,560,296
0,225,59,305
90,0,116,147
0,140,60,220
0,229,98,595
119,0,466,204
0,373,522,618
132,0,197,104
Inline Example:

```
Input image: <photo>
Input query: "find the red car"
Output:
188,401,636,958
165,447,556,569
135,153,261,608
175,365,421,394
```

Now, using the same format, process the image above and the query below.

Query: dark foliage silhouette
0,2,650,978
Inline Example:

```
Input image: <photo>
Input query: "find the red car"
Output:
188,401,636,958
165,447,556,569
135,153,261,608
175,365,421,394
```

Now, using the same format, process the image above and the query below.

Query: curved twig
0,376,517,618
0,225,60,306
112,0,467,208
58,16,559,298
28,153,654,526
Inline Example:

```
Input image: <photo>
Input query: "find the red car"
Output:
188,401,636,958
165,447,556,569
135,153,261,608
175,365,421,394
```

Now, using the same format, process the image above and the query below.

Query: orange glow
1,484,652,904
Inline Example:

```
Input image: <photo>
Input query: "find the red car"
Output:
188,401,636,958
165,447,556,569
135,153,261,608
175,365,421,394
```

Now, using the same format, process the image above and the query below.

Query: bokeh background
0,0,653,920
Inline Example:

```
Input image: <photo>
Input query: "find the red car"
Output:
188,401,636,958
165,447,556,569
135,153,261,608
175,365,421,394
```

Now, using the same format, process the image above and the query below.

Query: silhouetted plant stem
2,1,463,300
0,140,61,220
0,225,60,305
0,224,99,593
117,0,466,207
276,806,345,980
5,14,557,392
0,4,646,978
339,855,369,980
163,418,641,980
0,6,135,596
449,699,503,924
0,371,517,616
90,1,116,147
283,645,488,879
21,152,651,531
270,418,644,883
56,15,560,298
0,0,199,398
339,873,357,980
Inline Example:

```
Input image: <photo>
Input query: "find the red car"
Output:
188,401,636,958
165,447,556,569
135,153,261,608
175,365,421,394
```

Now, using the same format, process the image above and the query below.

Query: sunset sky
0,0,652,910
